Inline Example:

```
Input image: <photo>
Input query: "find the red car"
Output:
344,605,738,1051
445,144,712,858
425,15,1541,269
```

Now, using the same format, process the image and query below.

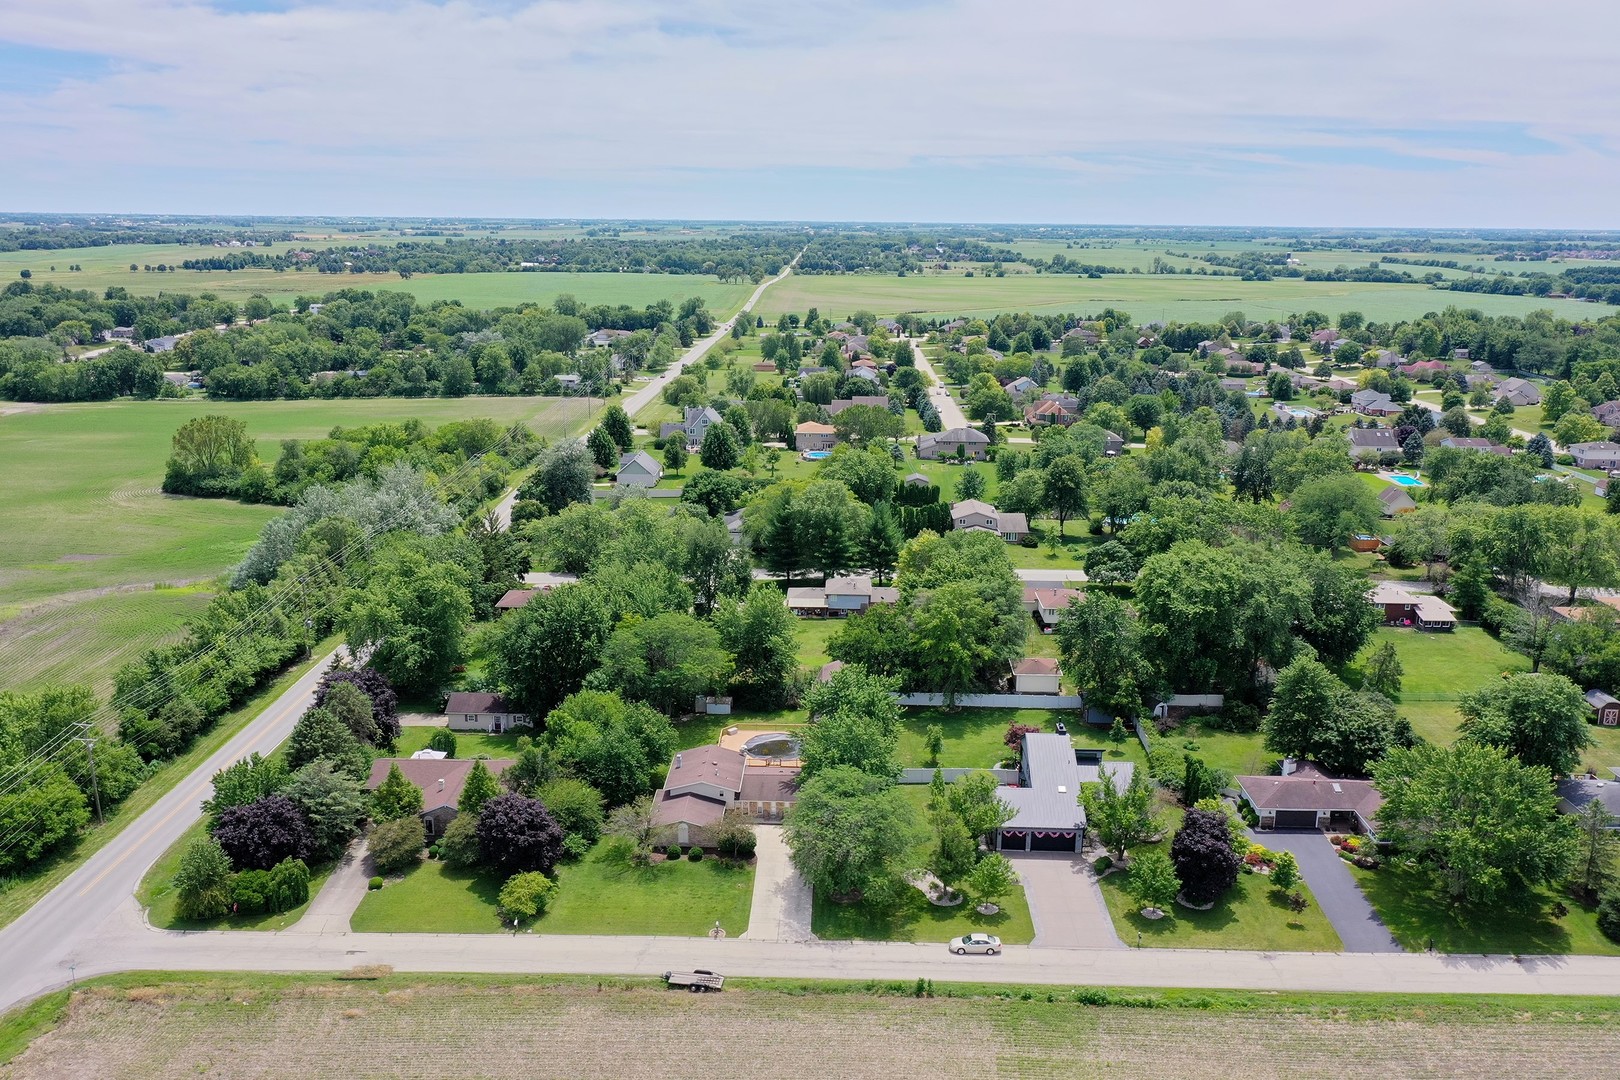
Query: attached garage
1237,772,1385,838
1272,810,1319,830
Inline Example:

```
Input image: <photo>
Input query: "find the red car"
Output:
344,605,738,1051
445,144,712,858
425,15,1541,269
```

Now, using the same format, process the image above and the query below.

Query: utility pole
77,726,103,826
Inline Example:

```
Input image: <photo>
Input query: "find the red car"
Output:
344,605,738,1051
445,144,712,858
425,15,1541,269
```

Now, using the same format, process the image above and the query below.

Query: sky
1,0,1617,228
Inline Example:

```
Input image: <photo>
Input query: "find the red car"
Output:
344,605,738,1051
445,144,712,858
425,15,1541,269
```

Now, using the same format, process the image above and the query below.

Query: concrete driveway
740,825,813,942
1257,831,1402,953
1008,852,1123,949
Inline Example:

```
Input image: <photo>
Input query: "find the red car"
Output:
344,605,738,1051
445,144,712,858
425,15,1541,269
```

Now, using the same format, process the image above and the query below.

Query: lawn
349,843,756,936
1358,626,1528,745
0,397,589,696
1097,855,1342,952
810,785,1036,944
1351,864,1620,956
391,726,526,760
139,816,333,931
1149,726,1272,780
897,707,1099,768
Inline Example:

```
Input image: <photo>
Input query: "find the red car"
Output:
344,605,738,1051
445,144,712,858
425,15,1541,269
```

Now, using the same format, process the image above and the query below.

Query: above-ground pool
802,450,831,461
742,732,802,760
1388,474,1424,487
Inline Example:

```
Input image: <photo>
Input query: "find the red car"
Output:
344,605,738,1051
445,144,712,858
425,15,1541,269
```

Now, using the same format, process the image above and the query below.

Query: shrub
476,793,565,875
497,871,556,922
428,729,458,757
368,876,383,891
231,870,273,914
438,812,483,869
535,777,607,845
1170,809,1241,906
211,795,314,872
1286,891,1310,913
268,858,311,911
688,847,704,862
368,815,426,873
666,845,684,860
1270,850,1301,892
173,836,233,921
561,833,591,861
1093,854,1113,873
1596,891,1620,942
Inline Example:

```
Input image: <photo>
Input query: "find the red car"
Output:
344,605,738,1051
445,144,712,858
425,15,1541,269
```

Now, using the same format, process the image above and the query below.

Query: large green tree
489,582,611,716
1081,767,1161,860
1054,593,1155,718
714,583,800,710
1373,742,1578,906
1290,474,1381,552
800,665,903,780
783,766,918,900
1458,673,1594,777
342,538,472,694
585,612,731,717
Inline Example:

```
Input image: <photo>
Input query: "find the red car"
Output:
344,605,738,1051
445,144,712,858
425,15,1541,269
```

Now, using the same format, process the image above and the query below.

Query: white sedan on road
949,933,1001,956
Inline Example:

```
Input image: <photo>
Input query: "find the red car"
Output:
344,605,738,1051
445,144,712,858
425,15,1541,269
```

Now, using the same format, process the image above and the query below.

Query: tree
1458,673,1594,777
497,871,556,922
944,770,1016,841
1571,800,1618,901
204,753,289,826
800,665,903,780
545,690,675,806
1264,657,1343,764
924,724,945,767
662,439,688,476
931,812,977,885
315,668,400,747
586,425,618,471
489,582,611,716
1055,593,1154,718
680,469,745,516
862,501,904,581
372,762,424,822
600,404,633,451
1081,767,1161,860
211,796,314,872
699,421,741,470
586,612,731,717
964,852,1018,910
173,836,234,921
0,763,89,873
429,729,458,757
1181,755,1218,807
1362,640,1404,699
1170,808,1241,906
342,539,471,695
1373,742,1578,905
1042,455,1088,535
714,584,800,709
1125,849,1181,913
1270,850,1301,892
161,415,257,496
458,760,501,815
285,706,370,780
832,404,904,445
605,794,663,857
476,793,566,875
439,813,483,868
523,439,594,514
1290,474,1381,551
535,777,606,845
956,467,987,501
319,681,383,749
783,766,917,900
368,815,426,873
282,761,369,863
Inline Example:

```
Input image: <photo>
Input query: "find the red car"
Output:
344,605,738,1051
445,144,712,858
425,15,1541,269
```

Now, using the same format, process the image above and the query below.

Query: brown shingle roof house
1237,774,1383,835
366,757,514,838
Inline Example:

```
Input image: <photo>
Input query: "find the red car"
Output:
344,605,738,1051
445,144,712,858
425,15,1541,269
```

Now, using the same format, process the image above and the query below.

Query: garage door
1029,830,1077,851
1273,810,1318,829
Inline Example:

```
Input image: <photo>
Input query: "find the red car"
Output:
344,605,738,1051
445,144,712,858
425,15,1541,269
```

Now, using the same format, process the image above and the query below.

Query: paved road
1257,831,1402,953
909,339,969,430
0,648,342,1015
1011,852,1122,949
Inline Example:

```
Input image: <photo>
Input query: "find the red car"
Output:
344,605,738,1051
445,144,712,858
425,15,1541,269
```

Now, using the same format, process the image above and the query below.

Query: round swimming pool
802,450,831,461
741,732,802,760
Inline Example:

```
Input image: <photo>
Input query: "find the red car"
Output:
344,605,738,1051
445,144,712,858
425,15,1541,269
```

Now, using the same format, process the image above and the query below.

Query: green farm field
751,270,1614,323
0,397,594,697
10,974,1620,1079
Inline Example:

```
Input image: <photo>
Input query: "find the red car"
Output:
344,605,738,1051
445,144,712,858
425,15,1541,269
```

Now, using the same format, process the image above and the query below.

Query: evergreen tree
600,404,634,451
587,425,617,471
458,759,502,815
862,502,904,582
372,762,424,822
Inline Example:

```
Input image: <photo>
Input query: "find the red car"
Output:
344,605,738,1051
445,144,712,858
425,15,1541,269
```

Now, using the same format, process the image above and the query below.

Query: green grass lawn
1351,864,1620,956
1357,627,1528,745
1151,726,1272,779
897,707,1099,768
792,617,841,669
1097,856,1342,952
810,785,1035,944
391,726,526,760
350,843,756,936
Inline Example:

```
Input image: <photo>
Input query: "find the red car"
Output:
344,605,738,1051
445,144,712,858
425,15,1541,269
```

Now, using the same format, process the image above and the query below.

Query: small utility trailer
663,969,725,992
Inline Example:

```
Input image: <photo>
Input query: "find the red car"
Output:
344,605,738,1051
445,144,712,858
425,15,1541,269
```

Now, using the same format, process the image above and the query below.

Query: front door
492,719,503,734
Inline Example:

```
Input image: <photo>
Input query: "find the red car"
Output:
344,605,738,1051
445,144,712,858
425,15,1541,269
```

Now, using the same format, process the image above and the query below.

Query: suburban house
100,326,135,342
1011,657,1062,694
1400,359,1449,378
1495,378,1542,407
1369,582,1456,630
365,757,514,838
1004,376,1040,401
1024,398,1074,426
849,366,882,385
616,450,663,488
659,406,725,449
994,734,1135,852
1237,770,1383,835
1569,441,1620,470
586,328,634,348
1586,689,1620,727
555,373,582,392
1309,329,1340,347
1350,389,1401,416
1370,350,1404,368
1102,431,1126,456
951,499,1029,542
494,589,537,613
1377,486,1417,516
795,421,838,451
785,574,899,617
649,745,800,846
441,692,533,734
1023,586,1083,628
1440,437,1512,456
917,427,991,460
1348,427,1400,459
1592,400,1620,427
1554,775,1620,826
825,395,890,416
143,335,180,353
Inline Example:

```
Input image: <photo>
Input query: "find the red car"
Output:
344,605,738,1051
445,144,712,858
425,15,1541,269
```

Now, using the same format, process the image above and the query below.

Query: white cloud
0,0,1616,223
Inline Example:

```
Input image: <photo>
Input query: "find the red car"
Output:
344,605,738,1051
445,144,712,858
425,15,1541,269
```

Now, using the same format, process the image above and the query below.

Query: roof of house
825,395,890,414
1029,587,1084,610
1348,427,1399,448
1440,437,1512,455
998,733,1085,832
1555,777,1620,819
740,770,800,804
903,472,931,485
1377,486,1416,509
665,745,746,792
1414,595,1457,622
951,499,997,518
1369,581,1417,606
365,758,514,814
618,450,662,476
1236,775,1384,816
1013,657,1060,677
825,575,875,595
495,589,538,611
923,426,991,446
1570,441,1620,454
996,512,1030,533
443,692,520,715
817,660,845,683
795,421,836,435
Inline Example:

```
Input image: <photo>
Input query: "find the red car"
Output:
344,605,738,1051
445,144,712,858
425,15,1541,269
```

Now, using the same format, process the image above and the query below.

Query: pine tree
458,760,501,816
372,762,423,822
863,502,904,582
587,426,617,471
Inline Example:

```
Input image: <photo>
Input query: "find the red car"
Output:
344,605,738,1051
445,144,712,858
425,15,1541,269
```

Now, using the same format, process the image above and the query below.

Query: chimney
437,778,445,791
675,753,682,769
1281,758,1297,776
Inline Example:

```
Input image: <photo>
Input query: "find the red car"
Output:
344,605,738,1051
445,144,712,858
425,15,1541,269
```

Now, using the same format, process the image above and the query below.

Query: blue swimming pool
1389,474,1424,487
802,450,831,460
